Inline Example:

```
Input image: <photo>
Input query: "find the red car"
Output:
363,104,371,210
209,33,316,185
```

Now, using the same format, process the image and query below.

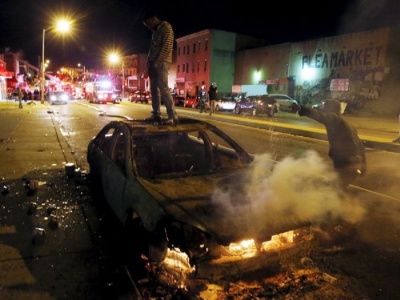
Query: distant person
16,87,23,109
143,10,178,125
33,89,39,100
22,90,28,102
198,82,207,113
293,99,366,188
208,82,218,115
393,107,400,143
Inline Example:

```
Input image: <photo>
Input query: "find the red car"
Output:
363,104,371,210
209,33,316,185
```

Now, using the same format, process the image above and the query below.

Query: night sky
1,0,399,71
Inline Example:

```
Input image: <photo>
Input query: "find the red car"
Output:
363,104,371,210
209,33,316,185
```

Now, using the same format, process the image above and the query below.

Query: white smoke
212,150,366,236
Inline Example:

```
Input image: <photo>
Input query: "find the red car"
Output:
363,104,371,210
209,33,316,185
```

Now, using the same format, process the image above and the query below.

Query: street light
41,19,71,104
108,53,125,100
77,63,85,74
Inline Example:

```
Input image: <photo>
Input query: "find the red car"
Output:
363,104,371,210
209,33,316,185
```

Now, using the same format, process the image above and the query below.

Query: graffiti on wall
302,46,384,69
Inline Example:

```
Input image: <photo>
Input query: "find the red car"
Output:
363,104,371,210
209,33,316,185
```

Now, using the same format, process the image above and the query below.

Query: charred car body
87,117,309,270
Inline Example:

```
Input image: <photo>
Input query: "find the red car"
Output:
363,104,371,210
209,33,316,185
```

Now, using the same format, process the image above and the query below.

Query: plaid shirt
147,21,174,64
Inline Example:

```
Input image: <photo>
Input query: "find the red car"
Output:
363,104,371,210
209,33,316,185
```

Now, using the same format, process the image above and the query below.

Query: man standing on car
208,82,218,115
293,99,366,189
143,10,178,125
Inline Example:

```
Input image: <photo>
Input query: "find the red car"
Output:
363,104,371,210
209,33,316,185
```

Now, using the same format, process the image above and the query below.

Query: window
187,45,190,55
197,61,200,72
193,43,196,53
178,47,180,56
177,65,180,73
186,63,189,73
205,39,208,51
183,64,186,73
192,62,195,73
204,60,207,72
183,46,186,55
98,127,116,158
111,130,126,174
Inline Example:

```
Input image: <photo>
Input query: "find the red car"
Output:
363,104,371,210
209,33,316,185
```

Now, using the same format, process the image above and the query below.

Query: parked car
112,90,122,102
47,91,70,105
183,96,198,108
130,90,151,103
86,117,310,269
311,98,352,115
219,92,246,102
214,99,236,111
173,95,185,107
234,94,279,117
268,94,298,113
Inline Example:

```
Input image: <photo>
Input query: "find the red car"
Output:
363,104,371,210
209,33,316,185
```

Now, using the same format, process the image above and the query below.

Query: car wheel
234,106,241,114
124,210,168,264
251,107,257,116
87,171,105,204
123,209,150,279
354,98,366,110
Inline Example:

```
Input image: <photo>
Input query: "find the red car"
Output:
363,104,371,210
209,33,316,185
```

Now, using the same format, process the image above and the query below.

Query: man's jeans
148,62,176,119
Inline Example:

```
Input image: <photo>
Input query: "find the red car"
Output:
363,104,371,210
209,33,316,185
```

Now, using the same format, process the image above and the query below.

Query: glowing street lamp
77,63,85,74
108,53,125,100
41,19,71,104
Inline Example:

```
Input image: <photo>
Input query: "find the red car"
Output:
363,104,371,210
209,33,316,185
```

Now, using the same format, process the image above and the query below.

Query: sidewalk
0,100,104,299
0,100,75,180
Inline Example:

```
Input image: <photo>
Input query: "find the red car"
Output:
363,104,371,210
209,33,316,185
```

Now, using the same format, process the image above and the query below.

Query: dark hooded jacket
298,100,366,173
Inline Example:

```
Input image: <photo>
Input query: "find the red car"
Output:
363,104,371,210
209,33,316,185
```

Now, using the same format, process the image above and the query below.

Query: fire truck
85,78,120,104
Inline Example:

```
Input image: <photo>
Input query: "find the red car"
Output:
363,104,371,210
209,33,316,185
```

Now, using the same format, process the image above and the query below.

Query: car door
100,125,129,221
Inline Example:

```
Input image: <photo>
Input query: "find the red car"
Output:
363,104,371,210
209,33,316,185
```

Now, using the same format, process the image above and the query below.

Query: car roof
268,94,293,98
109,117,215,136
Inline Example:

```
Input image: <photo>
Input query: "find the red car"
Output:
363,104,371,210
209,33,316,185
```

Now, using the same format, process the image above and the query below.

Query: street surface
0,100,400,299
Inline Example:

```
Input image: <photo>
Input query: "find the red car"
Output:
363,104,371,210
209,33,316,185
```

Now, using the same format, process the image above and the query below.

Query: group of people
198,81,218,115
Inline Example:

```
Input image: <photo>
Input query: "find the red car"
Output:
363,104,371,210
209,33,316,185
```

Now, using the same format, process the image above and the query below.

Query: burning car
86,117,312,275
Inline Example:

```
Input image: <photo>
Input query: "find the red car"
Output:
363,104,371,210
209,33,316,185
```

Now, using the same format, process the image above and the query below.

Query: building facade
235,26,400,115
175,29,268,98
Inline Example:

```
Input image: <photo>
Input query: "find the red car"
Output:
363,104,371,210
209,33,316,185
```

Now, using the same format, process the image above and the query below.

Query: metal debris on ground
32,227,46,245
2,185,10,194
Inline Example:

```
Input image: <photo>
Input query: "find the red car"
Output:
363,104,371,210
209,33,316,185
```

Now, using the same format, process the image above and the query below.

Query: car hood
139,169,305,245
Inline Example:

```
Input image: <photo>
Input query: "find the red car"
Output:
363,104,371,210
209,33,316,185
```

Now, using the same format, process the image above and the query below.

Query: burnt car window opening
132,128,249,178
111,132,126,174
134,132,203,176
97,127,116,157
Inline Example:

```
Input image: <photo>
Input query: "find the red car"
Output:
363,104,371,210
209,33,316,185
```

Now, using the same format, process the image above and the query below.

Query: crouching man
292,99,366,189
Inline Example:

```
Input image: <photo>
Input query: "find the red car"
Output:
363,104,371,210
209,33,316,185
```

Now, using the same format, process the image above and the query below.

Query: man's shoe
162,118,175,125
162,116,179,125
145,115,161,123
